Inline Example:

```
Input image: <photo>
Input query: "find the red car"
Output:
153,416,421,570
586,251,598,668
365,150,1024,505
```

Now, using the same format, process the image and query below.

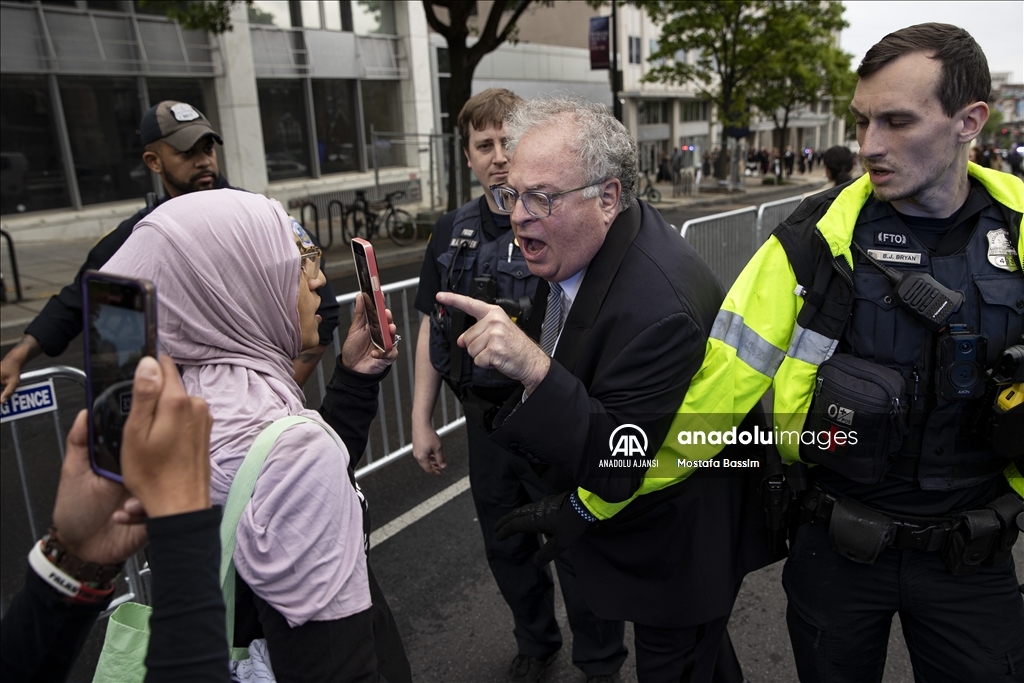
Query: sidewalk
0,170,827,344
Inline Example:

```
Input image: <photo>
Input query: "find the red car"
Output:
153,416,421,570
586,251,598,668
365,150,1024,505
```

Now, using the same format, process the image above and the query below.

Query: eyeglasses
299,246,322,278
490,180,606,218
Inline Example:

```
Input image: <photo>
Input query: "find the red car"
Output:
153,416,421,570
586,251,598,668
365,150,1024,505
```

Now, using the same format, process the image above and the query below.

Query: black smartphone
351,238,397,352
82,271,158,482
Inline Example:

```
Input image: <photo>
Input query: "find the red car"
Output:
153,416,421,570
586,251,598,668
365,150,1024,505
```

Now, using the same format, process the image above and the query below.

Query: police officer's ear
955,101,989,146
142,142,165,175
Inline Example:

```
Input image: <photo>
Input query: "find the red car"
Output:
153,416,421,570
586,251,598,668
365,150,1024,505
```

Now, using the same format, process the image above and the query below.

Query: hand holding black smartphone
351,238,398,352
82,271,158,482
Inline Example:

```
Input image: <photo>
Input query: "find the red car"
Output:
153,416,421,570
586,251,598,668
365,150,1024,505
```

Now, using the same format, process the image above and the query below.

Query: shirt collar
556,268,586,313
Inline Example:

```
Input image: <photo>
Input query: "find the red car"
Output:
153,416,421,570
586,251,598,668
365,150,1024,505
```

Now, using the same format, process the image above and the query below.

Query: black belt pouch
803,353,905,484
828,498,896,564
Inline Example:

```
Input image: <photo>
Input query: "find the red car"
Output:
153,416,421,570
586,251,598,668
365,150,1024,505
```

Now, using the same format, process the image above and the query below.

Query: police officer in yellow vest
524,23,1023,682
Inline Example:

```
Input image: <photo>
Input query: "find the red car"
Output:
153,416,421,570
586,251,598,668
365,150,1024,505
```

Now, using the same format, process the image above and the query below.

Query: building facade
1,0,435,241
455,1,713,174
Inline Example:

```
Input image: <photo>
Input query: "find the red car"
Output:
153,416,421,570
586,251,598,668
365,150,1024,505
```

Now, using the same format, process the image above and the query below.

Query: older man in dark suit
437,96,775,683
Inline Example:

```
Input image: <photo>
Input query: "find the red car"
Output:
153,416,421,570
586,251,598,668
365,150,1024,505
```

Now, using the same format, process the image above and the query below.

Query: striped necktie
539,282,564,356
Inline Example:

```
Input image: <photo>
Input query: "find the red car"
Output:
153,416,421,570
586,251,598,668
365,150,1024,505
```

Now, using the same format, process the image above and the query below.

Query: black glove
494,491,594,567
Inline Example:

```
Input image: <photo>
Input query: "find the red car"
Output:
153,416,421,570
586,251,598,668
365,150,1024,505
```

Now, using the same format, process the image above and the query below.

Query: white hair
505,94,638,209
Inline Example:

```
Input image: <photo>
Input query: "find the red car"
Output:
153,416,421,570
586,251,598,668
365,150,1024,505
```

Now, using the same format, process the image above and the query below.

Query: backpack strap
220,415,338,659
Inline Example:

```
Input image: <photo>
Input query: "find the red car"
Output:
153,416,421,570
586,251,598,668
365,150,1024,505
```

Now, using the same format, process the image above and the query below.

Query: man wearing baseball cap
1,101,340,400
138,100,225,197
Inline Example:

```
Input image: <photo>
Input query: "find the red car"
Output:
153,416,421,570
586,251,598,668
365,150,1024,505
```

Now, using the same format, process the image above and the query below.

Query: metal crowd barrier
679,194,805,289
324,277,467,481
680,206,760,290
0,366,149,618
0,276,462,619
756,195,804,243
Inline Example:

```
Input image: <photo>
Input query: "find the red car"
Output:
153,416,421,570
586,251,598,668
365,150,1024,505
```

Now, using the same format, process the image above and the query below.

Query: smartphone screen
83,271,157,481
351,238,392,352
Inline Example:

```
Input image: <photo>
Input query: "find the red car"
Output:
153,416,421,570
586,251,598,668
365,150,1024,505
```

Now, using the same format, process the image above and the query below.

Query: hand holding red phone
342,293,400,375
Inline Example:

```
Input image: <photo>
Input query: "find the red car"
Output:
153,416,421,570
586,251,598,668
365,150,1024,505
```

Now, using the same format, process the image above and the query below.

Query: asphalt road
3,198,1021,683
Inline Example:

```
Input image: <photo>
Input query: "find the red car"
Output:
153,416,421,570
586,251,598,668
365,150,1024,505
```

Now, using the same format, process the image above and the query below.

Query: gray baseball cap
139,100,223,152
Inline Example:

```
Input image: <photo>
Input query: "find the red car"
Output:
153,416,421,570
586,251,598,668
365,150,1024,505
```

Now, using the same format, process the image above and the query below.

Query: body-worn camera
471,275,533,328
936,324,987,401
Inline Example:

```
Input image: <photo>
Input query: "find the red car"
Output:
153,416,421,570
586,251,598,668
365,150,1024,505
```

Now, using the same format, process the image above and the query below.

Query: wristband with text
28,541,117,604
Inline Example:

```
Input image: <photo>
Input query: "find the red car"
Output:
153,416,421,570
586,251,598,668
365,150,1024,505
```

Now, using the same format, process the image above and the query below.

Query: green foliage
747,2,852,143
981,108,1004,144
247,2,276,26
140,0,250,34
422,0,543,208
639,1,852,135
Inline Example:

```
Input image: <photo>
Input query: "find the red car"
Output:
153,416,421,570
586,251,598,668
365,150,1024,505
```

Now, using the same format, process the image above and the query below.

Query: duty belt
801,484,956,552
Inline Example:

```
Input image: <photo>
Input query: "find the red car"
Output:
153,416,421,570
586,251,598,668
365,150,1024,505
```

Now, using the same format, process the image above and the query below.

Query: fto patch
874,231,908,247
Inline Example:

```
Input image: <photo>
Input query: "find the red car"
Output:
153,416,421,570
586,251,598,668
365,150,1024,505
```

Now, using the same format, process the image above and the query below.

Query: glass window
629,36,642,65
59,76,146,206
680,101,708,122
249,1,292,27
301,0,321,29
134,1,188,17
324,0,342,30
87,1,124,11
312,79,360,174
257,79,311,181
351,0,395,34
146,79,206,116
361,80,404,168
1,75,70,215
638,100,668,125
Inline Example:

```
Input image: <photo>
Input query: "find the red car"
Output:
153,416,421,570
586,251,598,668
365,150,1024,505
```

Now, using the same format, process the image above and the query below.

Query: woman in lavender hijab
102,189,411,682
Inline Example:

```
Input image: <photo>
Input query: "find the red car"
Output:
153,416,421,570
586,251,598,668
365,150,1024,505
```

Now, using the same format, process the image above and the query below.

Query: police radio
852,242,964,331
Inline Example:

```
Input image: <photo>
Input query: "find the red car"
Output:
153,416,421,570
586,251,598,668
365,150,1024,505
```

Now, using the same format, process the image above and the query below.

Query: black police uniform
783,180,1024,683
414,196,627,677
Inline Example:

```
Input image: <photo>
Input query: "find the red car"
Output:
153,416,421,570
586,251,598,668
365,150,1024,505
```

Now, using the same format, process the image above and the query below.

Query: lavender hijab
102,189,369,626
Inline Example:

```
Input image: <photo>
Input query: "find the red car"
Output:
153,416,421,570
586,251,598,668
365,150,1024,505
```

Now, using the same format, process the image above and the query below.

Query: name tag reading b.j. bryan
866,249,923,265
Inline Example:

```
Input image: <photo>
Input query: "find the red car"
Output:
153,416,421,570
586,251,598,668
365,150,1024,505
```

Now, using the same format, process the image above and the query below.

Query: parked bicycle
343,190,417,247
638,170,662,203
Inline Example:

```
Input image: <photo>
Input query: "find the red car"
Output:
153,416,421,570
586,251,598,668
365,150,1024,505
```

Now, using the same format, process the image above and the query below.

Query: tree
747,3,853,153
639,1,850,181
981,109,1004,145
140,1,251,34
641,2,774,138
422,1,540,210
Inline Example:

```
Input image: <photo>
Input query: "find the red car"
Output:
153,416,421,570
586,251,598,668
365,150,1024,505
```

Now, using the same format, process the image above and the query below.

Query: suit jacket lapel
553,202,642,375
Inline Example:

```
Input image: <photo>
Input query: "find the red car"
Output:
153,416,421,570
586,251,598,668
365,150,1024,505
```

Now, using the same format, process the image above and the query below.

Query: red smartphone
82,271,158,482
351,238,395,352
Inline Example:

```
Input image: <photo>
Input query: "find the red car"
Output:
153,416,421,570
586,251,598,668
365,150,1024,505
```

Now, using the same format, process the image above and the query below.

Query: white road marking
370,475,471,547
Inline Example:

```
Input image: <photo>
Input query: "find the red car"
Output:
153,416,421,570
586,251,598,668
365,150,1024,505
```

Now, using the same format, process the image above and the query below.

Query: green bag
93,416,319,683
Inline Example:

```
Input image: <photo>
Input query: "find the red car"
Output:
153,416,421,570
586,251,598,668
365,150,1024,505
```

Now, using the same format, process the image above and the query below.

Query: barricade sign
1,380,58,423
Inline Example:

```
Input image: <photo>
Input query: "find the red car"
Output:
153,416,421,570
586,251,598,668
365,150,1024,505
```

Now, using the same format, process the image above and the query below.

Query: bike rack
323,199,344,250
1,229,25,303
298,202,320,246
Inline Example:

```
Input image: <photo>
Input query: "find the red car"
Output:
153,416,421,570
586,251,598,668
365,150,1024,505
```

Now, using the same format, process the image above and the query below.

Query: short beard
164,172,214,196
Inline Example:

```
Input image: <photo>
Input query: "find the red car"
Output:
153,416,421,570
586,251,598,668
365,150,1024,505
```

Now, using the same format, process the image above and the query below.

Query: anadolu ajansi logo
609,423,648,458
